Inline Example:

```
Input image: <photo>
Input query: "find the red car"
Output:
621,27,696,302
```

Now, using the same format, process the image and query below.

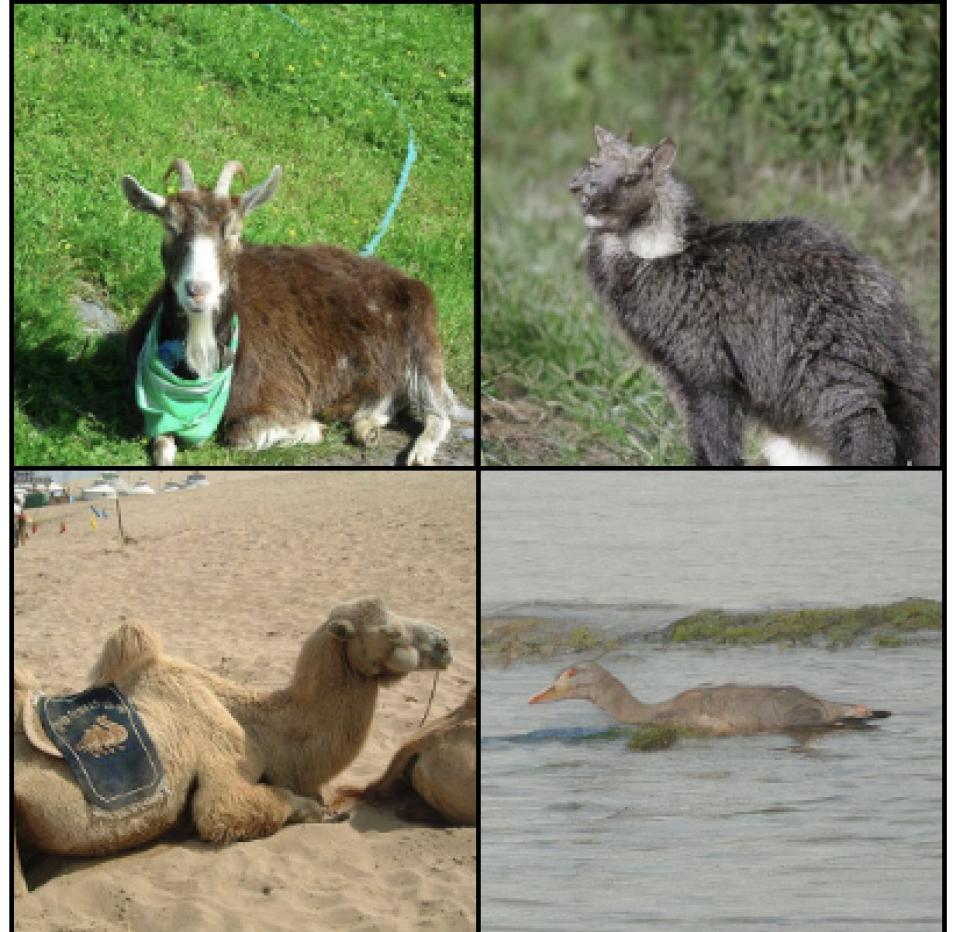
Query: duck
529,662,891,735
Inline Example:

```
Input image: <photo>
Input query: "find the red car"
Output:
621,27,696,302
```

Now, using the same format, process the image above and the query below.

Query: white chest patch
625,226,684,259
183,311,219,379
761,436,832,467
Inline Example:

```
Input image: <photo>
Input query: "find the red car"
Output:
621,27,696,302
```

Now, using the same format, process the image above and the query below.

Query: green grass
14,4,473,465
481,5,940,465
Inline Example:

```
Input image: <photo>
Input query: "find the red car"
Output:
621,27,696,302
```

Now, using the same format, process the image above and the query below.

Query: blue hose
262,4,417,256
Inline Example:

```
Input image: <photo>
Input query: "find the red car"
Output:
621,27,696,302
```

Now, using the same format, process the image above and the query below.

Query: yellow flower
287,64,295,72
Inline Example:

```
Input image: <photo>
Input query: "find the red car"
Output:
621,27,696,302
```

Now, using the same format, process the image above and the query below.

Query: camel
14,597,452,896
529,662,891,735
332,688,476,825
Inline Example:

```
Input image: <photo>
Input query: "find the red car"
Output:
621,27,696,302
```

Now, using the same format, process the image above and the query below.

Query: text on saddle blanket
25,685,166,813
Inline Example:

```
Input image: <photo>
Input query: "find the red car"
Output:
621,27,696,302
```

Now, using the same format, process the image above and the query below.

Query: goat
122,159,463,465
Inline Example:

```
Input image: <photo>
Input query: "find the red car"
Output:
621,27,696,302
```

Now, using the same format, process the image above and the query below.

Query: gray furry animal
570,127,939,466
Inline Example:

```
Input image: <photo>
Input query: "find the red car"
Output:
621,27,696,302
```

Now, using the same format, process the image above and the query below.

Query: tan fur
14,597,452,896
13,665,37,734
332,688,476,825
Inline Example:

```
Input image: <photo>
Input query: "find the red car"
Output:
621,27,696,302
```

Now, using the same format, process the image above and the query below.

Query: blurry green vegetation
662,598,941,647
481,599,941,661
481,4,940,465
481,615,622,663
632,4,939,166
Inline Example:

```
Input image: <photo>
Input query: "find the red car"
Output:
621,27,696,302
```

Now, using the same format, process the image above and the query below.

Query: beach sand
14,471,476,932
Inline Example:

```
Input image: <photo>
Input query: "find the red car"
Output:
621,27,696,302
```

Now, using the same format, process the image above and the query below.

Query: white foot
406,412,450,466
152,435,176,466
351,396,394,448
351,418,383,448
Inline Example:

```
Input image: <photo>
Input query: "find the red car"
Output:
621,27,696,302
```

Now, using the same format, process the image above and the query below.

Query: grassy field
481,5,940,466
14,3,474,466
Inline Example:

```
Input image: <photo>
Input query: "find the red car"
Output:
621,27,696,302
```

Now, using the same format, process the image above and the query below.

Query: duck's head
528,662,603,704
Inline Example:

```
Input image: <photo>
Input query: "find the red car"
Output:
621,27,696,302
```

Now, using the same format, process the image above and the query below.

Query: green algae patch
873,634,904,648
659,598,940,648
580,726,634,743
481,616,621,663
626,724,681,752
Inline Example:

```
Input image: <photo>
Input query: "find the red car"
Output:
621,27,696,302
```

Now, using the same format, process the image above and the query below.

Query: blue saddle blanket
38,684,165,813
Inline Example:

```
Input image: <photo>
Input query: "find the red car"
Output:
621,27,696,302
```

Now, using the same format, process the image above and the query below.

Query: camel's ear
328,618,356,640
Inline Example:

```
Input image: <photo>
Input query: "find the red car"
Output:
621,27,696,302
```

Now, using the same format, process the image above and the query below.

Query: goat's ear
240,165,282,216
328,618,356,640
121,176,166,216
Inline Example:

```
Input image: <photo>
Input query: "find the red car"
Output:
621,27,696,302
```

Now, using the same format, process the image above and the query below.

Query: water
481,471,941,613
480,472,941,930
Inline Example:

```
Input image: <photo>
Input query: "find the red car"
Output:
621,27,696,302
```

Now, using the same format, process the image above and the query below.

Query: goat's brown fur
126,243,445,425
123,160,459,464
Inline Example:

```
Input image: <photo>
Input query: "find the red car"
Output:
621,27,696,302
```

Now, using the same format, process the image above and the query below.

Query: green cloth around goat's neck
134,311,239,443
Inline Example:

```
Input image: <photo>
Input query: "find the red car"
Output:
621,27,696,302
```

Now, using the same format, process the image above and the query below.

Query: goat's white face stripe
174,235,225,315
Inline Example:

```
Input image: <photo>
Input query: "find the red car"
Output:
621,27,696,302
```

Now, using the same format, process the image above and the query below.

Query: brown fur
123,160,456,463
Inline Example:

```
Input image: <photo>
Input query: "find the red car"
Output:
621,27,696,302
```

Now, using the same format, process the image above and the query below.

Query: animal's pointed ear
240,165,282,216
594,126,621,150
328,618,356,640
121,176,166,216
651,138,677,174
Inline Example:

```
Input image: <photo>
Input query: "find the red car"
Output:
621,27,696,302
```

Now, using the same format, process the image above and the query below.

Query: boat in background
82,479,118,501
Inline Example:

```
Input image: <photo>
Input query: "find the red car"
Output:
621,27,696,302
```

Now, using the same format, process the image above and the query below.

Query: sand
13,471,476,932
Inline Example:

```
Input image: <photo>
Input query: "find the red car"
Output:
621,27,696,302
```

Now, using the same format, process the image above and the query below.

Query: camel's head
325,598,453,678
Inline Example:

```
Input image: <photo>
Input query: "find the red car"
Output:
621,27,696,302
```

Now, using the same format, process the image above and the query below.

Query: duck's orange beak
528,685,559,704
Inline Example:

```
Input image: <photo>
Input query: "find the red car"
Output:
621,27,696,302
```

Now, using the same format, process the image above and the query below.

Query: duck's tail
837,705,892,726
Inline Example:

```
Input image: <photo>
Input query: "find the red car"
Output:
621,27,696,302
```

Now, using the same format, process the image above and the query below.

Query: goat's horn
163,159,196,192
214,160,248,196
